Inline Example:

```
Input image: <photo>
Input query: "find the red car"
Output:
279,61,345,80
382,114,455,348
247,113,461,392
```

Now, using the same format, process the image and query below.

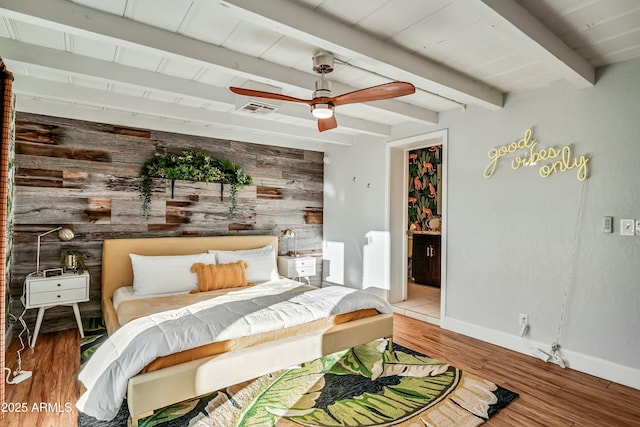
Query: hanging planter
139,150,252,218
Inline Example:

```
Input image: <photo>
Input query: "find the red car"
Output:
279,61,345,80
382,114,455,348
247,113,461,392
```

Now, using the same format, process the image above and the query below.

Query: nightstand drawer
24,271,90,346
30,276,87,293
25,272,90,310
29,287,88,307
293,258,315,268
278,256,316,279
294,266,315,276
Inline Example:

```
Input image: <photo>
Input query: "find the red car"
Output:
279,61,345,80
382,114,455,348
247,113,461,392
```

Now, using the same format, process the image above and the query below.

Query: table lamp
35,226,74,276
282,228,297,257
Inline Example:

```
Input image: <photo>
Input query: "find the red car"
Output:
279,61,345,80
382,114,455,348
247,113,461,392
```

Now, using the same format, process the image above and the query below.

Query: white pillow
130,252,216,296
215,246,278,283
207,245,272,260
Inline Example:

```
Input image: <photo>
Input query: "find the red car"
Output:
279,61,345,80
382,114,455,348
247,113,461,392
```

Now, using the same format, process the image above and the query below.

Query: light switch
602,216,613,233
620,219,635,236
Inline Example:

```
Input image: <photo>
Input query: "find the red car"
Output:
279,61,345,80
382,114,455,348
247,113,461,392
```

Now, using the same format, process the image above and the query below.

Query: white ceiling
1,0,639,149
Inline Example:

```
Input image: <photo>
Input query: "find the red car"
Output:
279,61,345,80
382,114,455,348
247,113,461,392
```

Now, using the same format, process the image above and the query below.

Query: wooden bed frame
100,235,394,427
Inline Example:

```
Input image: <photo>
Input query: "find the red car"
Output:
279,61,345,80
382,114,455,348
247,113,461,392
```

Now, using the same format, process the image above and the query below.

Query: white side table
277,256,316,285
24,271,90,347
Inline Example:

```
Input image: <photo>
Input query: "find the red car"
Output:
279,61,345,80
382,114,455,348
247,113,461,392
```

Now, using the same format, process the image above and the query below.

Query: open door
388,130,447,325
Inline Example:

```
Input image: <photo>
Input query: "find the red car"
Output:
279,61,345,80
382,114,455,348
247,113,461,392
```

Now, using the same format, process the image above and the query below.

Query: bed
78,235,394,426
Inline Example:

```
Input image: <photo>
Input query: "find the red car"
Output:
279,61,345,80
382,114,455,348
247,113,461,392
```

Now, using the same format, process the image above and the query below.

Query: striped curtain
0,58,15,413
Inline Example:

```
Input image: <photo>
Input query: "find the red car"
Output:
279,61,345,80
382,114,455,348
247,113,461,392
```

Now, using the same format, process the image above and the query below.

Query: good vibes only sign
483,128,589,182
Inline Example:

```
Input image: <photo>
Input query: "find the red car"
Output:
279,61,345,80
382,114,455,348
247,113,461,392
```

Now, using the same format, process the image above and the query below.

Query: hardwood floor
3,329,79,427
393,314,640,426
4,314,640,426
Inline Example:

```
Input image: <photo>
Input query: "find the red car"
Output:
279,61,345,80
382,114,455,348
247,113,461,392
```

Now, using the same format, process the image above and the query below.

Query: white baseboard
443,317,640,391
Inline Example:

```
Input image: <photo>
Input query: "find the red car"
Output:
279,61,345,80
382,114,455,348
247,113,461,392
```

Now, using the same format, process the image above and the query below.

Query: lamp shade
282,229,295,238
58,227,75,242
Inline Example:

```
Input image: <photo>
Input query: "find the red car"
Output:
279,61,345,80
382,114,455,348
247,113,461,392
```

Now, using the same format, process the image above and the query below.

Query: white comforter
77,279,392,420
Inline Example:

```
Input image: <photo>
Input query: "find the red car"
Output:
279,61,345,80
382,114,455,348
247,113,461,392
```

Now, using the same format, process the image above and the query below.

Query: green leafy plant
139,150,252,218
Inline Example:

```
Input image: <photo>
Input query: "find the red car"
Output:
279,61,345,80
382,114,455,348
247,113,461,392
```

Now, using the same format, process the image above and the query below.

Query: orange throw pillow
190,261,252,292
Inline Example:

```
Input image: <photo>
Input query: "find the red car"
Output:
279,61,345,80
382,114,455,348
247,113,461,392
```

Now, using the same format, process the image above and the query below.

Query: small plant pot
64,254,79,272
61,250,87,274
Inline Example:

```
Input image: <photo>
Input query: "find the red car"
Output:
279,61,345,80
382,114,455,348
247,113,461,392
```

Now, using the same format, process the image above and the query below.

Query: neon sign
483,128,589,181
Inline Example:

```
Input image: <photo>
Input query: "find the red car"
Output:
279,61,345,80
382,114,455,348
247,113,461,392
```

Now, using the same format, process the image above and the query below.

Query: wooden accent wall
11,112,324,333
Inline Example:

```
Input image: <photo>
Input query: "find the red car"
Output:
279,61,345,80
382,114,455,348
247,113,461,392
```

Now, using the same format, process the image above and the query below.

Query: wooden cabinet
411,233,441,287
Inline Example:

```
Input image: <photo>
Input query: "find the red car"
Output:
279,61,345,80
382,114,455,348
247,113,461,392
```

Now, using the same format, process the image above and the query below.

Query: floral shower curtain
0,58,15,411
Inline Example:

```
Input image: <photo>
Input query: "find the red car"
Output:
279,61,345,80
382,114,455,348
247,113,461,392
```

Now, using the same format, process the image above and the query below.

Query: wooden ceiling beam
222,0,504,110
479,0,595,88
0,39,391,136
15,76,355,145
0,0,437,125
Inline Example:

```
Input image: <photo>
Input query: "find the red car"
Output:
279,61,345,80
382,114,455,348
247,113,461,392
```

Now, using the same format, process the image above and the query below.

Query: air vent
237,101,279,114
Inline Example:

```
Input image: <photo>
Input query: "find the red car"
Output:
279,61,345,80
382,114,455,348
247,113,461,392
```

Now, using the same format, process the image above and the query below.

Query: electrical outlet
519,313,528,326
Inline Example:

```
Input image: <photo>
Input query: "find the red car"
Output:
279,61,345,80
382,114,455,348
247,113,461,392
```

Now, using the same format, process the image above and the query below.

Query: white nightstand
24,271,90,347
277,256,316,285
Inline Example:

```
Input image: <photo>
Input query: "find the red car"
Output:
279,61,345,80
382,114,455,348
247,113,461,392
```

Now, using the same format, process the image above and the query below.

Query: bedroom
2,0,640,426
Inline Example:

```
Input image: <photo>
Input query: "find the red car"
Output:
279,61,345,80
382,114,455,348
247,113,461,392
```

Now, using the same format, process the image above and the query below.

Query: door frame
387,129,448,326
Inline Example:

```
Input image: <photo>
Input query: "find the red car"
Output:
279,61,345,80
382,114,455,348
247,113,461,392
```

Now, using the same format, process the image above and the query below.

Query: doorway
387,130,447,326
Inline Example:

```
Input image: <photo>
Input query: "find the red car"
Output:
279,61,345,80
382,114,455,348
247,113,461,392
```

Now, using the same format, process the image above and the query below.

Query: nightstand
277,256,316,284
24,271,90,347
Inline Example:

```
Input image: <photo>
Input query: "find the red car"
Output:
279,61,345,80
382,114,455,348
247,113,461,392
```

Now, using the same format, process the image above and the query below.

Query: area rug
79,326,518,427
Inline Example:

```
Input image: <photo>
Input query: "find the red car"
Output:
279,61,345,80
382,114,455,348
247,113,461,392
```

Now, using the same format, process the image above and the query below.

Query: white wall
324,57,640,389
323,135,389,291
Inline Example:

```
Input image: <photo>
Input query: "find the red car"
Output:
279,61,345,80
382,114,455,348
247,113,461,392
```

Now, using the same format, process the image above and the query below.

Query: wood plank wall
10,112,324,333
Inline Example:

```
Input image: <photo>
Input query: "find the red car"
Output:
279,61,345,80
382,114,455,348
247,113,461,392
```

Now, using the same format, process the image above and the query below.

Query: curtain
0,58,15,413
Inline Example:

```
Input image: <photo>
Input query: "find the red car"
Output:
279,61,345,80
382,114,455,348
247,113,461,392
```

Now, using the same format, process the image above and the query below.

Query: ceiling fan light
311,103,334,119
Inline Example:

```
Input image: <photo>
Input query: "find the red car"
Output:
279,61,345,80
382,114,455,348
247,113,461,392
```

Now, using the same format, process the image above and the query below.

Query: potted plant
61,249,87,274
139,150,252,218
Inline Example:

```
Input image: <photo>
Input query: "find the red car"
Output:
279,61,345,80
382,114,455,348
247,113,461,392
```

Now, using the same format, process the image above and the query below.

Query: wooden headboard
101,235,279,301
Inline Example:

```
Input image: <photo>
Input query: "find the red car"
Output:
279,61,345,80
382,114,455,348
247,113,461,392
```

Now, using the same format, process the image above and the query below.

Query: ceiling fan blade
318,115,338,132
230,87,313,104
332,82,415,106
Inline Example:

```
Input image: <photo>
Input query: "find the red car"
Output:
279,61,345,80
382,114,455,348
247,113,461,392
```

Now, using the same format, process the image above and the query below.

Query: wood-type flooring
4,314,640,426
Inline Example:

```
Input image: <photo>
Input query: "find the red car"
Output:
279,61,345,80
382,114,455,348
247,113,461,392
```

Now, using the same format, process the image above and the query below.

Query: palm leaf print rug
79,327,518,427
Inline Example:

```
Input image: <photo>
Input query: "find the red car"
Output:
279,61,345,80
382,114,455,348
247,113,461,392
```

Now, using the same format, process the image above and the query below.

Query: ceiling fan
230,52,415,132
